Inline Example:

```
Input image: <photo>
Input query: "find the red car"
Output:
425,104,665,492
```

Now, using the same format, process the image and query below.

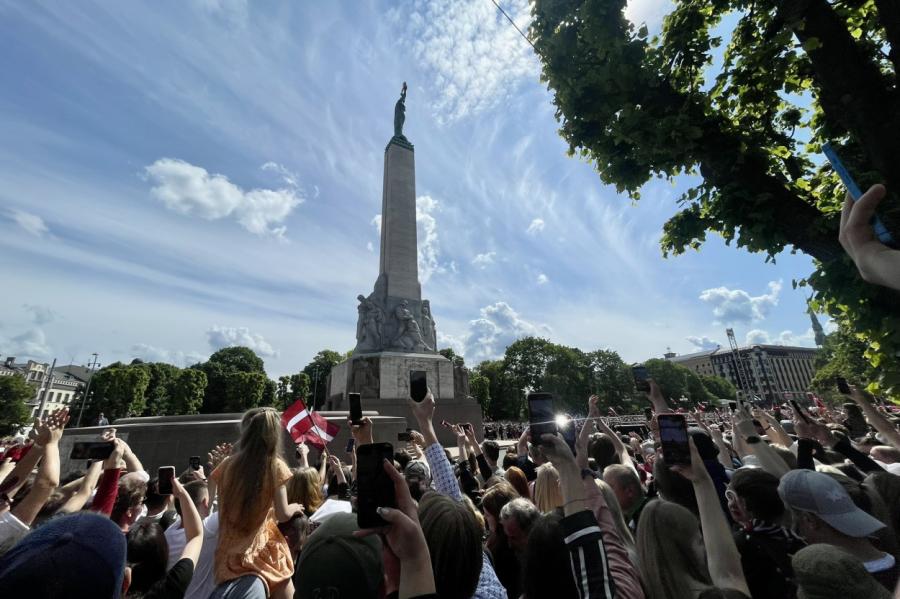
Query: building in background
1,357,93,419
666,345,819,403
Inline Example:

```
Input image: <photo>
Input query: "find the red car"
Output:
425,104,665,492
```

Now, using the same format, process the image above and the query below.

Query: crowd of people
0,192,897,598
2,374,900,599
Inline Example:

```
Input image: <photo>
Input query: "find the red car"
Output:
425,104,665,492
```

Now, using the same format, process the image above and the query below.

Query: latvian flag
281,398,340,451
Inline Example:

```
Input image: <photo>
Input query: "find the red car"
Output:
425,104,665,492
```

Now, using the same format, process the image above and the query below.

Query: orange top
211,457,294,593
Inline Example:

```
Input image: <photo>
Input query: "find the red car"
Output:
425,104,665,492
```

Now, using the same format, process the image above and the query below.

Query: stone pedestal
328,352,483,446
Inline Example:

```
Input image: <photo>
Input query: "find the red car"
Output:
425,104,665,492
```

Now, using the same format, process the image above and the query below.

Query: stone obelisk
325,82,482,444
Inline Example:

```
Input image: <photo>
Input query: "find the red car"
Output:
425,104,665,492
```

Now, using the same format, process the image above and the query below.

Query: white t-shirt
164,511,219,599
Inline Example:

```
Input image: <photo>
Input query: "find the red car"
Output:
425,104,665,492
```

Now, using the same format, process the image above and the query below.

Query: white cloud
416,195,444,283
472,251,496,268
686,335,719,350
9,209,49,237
536,273,549,285
130,343,207,367
743,328,816,347
1,328,51,360
389,0,538,123
624,0,673,33
206,325,278,357
436,331,466,357
144,158,303,238
366,241,374,253
22,304,56,325
458,301,551,363
261,161,300,188
526,218,545,235
699,280,782,323
371,214,382,234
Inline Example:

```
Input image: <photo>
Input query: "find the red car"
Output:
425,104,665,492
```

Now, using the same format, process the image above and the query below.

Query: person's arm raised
733,406,790,478
59,460,104,514
13,408,69,525
172,477,204,564
296,442,310,469
646,379,670,415
838,184,900,291
356,459,436,599
753,408,793,448
410,392,462,501
848,386,900,450
672,438,750,598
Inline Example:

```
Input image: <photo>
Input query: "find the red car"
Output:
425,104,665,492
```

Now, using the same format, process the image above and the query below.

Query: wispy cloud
144,158,303,238
453,301,551,363
416,195,444,283
130,343,207,367
526,217,545,235
389,0,538,123
23,304,56,325
686,335,719,351
472,251,496,268
745,328,816,347
536,273,549,285
9,209,49,237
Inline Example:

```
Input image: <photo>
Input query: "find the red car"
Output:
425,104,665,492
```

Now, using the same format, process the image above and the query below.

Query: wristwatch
745,435,761,444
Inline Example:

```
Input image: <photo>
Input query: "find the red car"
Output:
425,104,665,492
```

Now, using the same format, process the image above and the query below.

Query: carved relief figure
421,300,437,351
355,294,384,351
392,300,433,352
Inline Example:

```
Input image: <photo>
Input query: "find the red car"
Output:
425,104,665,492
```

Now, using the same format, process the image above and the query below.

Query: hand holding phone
632,365,651,393
158,466,176,495
349,392,363,425
70,441,115,460
409,371,428,403
657,414,691,465
836,377,852,395
527,392,556,442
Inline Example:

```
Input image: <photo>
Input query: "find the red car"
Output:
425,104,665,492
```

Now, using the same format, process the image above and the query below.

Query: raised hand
207,442,232,469
670,436,710,483
350,416,375,446
839,184,900,291
33,408,70,447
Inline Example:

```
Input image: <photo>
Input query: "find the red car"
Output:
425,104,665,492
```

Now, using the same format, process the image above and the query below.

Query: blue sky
0,0,825,377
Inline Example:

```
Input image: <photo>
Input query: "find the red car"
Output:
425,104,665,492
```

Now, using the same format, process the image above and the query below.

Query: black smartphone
790,399,811,423
349,392,363,425
345,437,355,453
189,456,201,471
728,401,737,412
657,414,691,466
409,371,428,403
356,442,397,528
632,365,651,392
70,441,115,460
836,377,851,395
397,432,412,442
527,392,556,442
158,466,175,495
643,407,653,421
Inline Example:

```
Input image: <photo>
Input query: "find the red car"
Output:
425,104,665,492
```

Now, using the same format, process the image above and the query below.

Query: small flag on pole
281,398,340,450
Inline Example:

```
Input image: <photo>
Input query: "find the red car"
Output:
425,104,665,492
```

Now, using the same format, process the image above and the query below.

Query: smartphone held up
657,414,691,466
158,466,176,495
632,365,651,393
409,370,428,403
356,442,397,528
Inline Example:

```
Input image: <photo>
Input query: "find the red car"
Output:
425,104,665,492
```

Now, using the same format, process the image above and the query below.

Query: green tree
168,368,207,415
140,362,180,416
586,349,637,411
685,370,714,406
223,371,268,412
439,347,465,366
469,374,491,416
194,347,269,413
810,326,872,402
0,376,33,435
473,359,518,419
303,350,343,409
700,374,738,401
87,362,151,421
531,0,900,396
644,358,690,403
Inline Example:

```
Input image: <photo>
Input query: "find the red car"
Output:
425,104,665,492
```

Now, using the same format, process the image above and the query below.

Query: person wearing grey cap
778,469,899,591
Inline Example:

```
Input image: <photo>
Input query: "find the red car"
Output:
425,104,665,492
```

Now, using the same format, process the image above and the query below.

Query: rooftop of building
666,344,819,362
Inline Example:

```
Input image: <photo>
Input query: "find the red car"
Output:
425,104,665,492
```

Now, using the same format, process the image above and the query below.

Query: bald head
602,464,644,512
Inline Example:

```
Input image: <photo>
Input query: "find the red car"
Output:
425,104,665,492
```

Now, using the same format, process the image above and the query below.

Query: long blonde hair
286,467,324,513
636,500,712,599
596,479,638,565
534,463,563,514
221,407,284,532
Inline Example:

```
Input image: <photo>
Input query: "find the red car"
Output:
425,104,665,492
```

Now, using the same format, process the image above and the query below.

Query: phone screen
345,437,355,453
657,414,690,465
409,371,428,403
189,456,201,471
70,441,115,460
836,377,851,395
397,432,412,442
158,466,175,495
643,407,653,421
728,401,737,412
823,142,895,246
349,392,363,424
527,392,556,442
632,366,651,392
356,442,397,528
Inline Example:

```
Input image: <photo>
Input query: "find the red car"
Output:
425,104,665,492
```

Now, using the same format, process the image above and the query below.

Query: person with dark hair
482,482,522,598
166,479,218,599
589,433,620,473
727,469,805,599
418,493,486,599
127,520,170,595
522,512,579,599
653,455,698,515
141,477,177,530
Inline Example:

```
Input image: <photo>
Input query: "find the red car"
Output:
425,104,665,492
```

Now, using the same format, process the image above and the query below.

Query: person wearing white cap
778,469,899,591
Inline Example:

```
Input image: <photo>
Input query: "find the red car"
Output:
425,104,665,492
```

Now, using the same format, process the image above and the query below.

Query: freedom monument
326,83,484,443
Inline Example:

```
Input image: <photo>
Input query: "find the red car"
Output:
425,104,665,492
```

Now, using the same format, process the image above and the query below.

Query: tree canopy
0,376,33,435
303,350,343,409
531,0,900,396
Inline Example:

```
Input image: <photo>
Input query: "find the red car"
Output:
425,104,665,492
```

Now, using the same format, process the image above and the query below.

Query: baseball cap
0,512,127,598
294,512,383,599
778,469,886,537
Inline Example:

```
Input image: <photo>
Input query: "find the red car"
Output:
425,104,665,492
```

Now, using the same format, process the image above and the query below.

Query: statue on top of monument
356,294,385,351
392,299,433,352
421,300,437,351
393,81,407,139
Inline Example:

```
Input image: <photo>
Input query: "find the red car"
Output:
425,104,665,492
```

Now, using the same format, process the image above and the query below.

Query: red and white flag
281,398,340,451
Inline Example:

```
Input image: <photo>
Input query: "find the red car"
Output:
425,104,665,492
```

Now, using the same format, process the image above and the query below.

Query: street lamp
311,365,322,410
76,353,100,427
